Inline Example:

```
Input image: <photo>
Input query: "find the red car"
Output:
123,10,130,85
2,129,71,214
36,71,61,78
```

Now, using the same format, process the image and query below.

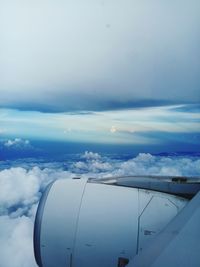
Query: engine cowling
34,177,188,267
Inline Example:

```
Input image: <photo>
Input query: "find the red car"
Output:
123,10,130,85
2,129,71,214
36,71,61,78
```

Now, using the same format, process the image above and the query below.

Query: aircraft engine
34,177,188,267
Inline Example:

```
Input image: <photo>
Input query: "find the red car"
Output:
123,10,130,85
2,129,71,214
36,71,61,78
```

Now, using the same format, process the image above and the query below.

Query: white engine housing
34,178,188,267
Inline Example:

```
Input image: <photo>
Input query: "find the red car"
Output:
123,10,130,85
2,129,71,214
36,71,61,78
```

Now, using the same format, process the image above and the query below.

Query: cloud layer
0,215,36,267
0,166,73,267
0,0,200,112
1,105,200,147
0,152,200,267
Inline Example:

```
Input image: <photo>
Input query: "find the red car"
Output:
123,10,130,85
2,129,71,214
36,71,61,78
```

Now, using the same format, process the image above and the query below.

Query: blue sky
0,0,200,153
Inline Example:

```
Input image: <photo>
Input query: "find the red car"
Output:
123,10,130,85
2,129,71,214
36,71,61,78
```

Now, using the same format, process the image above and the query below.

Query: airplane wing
128,190,200,267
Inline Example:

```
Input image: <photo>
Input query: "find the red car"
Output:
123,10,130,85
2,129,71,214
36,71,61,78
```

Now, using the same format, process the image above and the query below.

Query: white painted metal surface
138,189,187,253
36,178,189,267
40,178,87,267
73,184,139,267
129,192,200,267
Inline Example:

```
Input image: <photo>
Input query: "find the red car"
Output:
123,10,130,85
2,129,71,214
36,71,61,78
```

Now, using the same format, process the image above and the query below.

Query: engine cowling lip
34,181,55,267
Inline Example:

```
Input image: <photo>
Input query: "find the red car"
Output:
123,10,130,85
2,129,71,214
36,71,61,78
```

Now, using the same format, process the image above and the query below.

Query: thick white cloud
0,216,37,267
0,152,199,267
73,152,200,177
0,166,75,267
0,167,40,215
0,166,75,215
112,153,200,177
81,151,102,161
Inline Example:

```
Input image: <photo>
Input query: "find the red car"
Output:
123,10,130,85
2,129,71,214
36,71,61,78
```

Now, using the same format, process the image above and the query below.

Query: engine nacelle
34,177,188,267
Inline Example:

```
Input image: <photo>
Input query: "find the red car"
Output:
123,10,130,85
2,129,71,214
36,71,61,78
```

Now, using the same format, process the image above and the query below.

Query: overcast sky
0,3,199,266
0,0,200,112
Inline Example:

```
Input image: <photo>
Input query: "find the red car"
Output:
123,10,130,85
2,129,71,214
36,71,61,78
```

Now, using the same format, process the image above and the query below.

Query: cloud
0,105,199,146
0,128,6,134
72,152,200,177
0,165,75,267
171,104,200,114
4,138,31,149
0,1,199,112
0,166,75,215
0,215,37,267
81,151,102,161
0,152,199,267
73,159,112,173
110,126,117,133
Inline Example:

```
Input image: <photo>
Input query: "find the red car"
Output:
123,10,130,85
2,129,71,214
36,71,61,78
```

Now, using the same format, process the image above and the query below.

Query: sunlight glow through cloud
0,105,199,146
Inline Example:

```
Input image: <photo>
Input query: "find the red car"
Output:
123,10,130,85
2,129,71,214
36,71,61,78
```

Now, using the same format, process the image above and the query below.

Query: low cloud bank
0,152,200,267
72,152,200,177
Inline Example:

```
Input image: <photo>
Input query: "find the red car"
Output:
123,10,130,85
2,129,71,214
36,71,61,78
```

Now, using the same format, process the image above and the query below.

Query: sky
0,104,200,155
0,0,200,151
0,2,200,266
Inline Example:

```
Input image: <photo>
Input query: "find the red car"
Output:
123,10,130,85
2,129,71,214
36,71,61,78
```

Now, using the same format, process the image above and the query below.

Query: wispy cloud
0,105,199,147
0,128,6,135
